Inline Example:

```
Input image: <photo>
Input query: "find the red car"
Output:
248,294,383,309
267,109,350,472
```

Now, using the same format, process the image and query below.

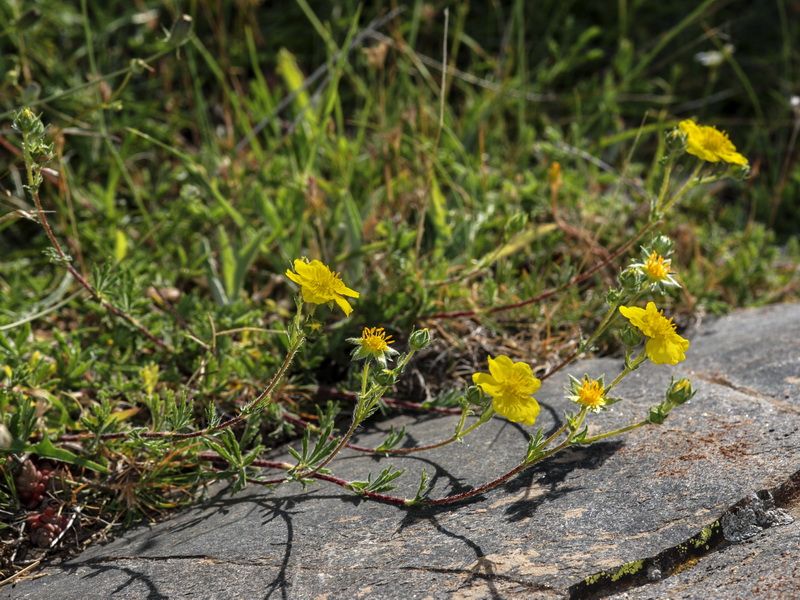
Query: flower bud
647,405,669,425
465,385,485,406
13,108,42,136
618,267,646,291
666,378,696,405
665,126,687,153
620,324,643,348
374,369,398,386
650,235,675,257
408,328,432,351
729,162,751,181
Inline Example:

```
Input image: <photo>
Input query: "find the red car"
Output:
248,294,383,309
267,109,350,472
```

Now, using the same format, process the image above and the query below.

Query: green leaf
428,174,452,240
4,435,108,474
232,229,267,301
217,226,236,301
348,465,405,495
375,425,406,452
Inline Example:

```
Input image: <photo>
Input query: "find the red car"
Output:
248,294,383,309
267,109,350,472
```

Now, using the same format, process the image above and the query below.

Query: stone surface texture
7,303,800,600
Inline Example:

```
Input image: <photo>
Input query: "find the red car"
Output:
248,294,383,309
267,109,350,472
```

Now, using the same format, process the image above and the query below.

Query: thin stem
416,459,530,505
22,132,65,259
578,299,623,355
660,161,703,215
282,406,478,456
202,407,599,508
381,409,486,455
579,289,645,363
242,334,305,413
299,399,365,479
606,351,647,392
280,413,377,453
581,420,649,444
360,361,369,397
407,407,586,505
292,348,425,475
539,420,572,450
415,407,588,505
21,132,172,351
653,158,674,216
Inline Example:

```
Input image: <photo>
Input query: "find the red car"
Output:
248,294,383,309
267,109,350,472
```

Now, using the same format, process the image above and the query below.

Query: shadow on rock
502,440,625,522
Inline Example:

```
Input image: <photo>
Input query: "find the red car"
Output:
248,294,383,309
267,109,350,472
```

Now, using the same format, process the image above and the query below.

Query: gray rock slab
7,303,800,600
687,302,800,402
606,501,800,600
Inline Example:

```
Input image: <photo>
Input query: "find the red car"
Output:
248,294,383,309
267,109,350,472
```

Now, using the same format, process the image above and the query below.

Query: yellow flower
140,362,160,396
619,302,690,365
472,355,541,426
306,320,324,334
571,377,607,411
626,246,679,290
285,258,359,316
644,251,671,281
678,119,748,165
347,326,399,365
361,327,393,352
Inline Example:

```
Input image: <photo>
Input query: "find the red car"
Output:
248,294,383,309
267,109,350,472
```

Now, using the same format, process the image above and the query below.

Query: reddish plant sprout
15,459,57,509
27,507,70,549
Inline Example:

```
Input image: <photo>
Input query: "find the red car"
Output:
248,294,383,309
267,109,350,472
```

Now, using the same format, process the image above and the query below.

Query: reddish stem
29,183,171,351
201,445,549,507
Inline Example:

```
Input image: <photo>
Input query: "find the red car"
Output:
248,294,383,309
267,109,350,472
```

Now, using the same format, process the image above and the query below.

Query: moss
691,522,719,549
610,559,645,582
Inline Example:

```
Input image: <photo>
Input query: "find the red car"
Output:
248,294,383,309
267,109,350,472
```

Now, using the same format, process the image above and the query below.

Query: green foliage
0,0,798,579
347,465,406,495
287,404,340,472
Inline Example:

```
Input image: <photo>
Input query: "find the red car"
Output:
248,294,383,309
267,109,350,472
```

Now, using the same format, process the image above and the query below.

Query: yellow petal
333,295,354,316
493,395,540,426
679,119,700,136
646,333,690,365
487,355,513,381
619,304,646,328
286,269,303,285
336,284,360,299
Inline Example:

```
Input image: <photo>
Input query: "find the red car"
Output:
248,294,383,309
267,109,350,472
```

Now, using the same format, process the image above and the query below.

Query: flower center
645,310,677,337
578,379,605,408
644,251,671,280
501,371,532,400
309,269,341,295
700,127,726,151
361,327,393,352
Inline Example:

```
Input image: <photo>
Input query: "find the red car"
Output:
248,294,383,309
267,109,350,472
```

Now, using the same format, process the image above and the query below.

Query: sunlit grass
0,0,798,580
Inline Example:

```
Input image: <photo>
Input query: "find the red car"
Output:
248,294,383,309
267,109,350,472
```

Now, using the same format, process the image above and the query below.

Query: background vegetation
1,0,798,579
